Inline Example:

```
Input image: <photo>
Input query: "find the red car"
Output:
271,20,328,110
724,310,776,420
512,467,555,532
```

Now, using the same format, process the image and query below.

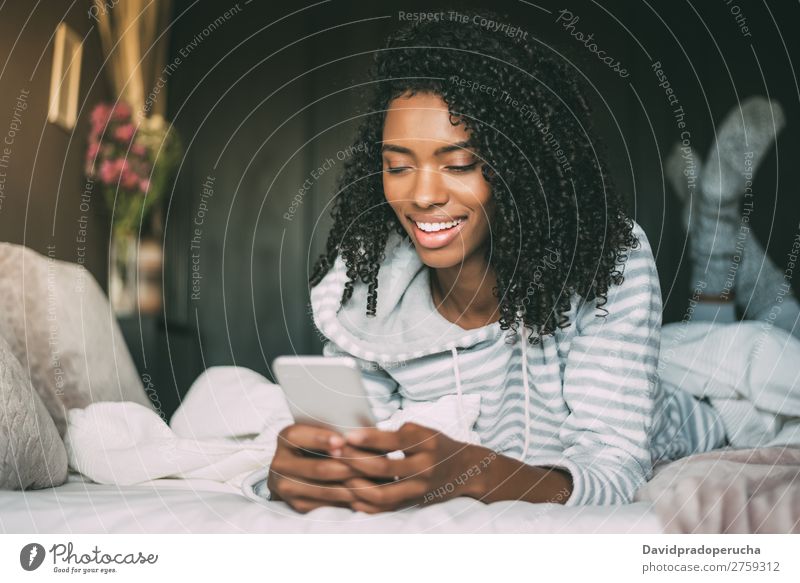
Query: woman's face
381,91,494,269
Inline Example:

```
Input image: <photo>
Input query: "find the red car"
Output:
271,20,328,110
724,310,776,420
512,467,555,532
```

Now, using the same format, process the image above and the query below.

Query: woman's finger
278,423,345,455
350,500,389,514
270,453,361,482
290,497,353,513
274,476,358,504
334,444,430,480
344,476,428,508
343,423,433,453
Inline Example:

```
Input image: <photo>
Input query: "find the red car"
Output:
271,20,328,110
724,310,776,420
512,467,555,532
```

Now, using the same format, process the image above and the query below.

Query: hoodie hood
310,230,509,366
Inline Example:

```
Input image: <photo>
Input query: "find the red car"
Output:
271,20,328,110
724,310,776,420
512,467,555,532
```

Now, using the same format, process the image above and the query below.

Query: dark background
2,0,798,420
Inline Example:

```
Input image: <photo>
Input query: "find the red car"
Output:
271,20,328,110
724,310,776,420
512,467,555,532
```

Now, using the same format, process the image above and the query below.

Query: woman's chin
414,245,467,270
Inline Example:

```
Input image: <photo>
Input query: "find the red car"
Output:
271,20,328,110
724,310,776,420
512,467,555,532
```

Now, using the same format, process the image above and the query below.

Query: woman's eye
385,166,411,174
446,162,479,173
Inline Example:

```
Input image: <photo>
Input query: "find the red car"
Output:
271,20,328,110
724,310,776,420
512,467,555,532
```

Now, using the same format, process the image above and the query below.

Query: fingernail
330,448,342,457
345,430,364,444
328,435,344,447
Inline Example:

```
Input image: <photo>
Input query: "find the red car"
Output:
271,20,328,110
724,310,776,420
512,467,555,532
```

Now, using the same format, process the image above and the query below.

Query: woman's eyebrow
381,144,414,154
433,141,471,155
380,141,472,155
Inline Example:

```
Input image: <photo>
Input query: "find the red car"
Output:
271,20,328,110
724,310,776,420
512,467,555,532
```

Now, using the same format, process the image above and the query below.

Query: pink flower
111,102,132,122
139,178,151,193
131,143,147,157
99,158,123,185
90,103,111,134
114,123,135,143
121,166,141,190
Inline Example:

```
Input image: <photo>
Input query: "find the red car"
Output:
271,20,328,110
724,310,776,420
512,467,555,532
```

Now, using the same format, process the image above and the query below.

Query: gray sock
690,97,786,297
700,96,786,205
688,198,741,297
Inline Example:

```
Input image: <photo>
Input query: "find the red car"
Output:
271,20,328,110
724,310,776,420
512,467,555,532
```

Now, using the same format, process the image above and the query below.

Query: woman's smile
409,215,468,249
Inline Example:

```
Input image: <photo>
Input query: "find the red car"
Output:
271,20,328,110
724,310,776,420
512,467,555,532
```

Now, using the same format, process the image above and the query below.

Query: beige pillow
0,243,153,437
0,333,68,489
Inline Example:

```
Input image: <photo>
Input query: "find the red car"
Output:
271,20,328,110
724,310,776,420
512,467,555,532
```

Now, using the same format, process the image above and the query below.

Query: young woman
265,12,798,514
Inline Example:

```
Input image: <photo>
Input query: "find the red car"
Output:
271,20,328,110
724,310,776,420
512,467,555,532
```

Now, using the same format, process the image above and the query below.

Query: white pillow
0,243,153,437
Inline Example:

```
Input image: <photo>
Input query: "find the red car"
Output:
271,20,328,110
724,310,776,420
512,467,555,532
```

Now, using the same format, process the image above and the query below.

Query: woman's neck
429,255,501,330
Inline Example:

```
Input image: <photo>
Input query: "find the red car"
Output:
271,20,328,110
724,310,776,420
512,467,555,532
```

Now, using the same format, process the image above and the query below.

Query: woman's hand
266,423,366,513
334,422,481,514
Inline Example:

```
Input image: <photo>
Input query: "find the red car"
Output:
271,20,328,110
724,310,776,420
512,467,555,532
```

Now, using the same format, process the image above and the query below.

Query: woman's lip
410,218,467,250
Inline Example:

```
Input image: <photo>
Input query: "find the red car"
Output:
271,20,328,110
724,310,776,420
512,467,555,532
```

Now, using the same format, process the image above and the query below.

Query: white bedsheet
0,472,662,534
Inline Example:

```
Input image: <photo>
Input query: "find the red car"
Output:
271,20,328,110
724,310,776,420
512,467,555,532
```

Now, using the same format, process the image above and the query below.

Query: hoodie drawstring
451,347,467,438
520,325,531,462
450,323,531,462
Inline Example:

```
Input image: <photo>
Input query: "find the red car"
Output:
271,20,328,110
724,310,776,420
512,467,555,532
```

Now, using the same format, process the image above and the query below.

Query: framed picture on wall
47,22,83,131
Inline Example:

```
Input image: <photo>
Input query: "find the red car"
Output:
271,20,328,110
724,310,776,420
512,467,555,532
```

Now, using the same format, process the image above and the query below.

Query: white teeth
414,218,464,232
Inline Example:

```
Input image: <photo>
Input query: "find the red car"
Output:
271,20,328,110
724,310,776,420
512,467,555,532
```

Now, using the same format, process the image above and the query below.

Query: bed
0,471,663,534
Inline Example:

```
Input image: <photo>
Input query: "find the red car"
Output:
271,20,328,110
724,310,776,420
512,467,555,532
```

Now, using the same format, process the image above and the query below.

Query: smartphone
272,355,377,433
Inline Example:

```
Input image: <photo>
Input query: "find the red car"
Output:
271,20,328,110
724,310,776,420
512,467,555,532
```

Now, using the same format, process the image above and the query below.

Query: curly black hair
309,9,639,345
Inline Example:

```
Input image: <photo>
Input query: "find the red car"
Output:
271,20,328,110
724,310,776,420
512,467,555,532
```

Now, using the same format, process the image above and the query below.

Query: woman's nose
411,167,449,207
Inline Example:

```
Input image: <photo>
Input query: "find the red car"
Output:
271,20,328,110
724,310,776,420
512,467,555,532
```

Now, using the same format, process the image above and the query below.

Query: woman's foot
699,96,785,205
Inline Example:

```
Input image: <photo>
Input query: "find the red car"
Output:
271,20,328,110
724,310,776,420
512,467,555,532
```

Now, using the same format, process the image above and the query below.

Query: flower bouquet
85,101,181,313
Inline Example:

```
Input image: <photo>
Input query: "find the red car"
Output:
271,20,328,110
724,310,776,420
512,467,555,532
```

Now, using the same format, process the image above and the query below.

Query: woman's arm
459,443,573,504
538,221,662,506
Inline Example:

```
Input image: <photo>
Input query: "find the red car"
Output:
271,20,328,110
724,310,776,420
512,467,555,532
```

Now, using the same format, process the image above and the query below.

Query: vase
137,238,163,314
109,231,138,316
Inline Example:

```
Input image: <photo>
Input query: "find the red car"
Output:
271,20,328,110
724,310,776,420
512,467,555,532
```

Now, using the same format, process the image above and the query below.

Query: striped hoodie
310,219,726,506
